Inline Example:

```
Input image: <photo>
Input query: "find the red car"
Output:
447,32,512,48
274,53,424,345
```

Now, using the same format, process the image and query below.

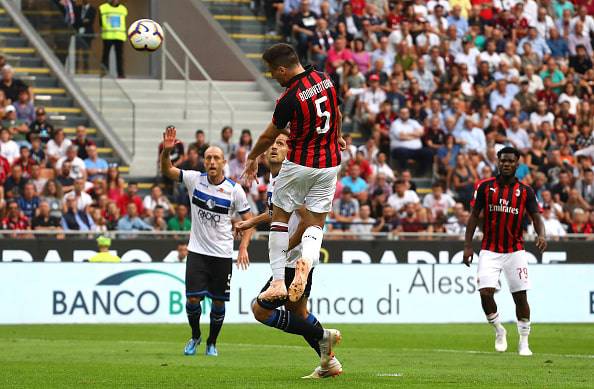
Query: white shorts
272,159,339,214
477,250,531,293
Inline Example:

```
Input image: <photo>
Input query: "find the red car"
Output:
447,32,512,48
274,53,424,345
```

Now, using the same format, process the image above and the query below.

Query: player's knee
479,288,495,299
187,296,201,305
251,301,271,323
285,302,308,319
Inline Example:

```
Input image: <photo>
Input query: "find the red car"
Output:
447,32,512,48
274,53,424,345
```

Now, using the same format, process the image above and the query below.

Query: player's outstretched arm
529,211,547,253
242,122,283,186
160,126,181,182
463,207,481,267
235,212,271,232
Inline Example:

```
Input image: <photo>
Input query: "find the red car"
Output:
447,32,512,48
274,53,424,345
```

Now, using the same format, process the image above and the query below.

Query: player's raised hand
535,236,547,253
338,136,347,151
241,158,259,187
462,245,474,267
236,247,250,270
162,125,177,151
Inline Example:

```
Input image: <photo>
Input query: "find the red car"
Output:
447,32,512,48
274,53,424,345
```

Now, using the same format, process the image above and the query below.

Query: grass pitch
1,323,593,388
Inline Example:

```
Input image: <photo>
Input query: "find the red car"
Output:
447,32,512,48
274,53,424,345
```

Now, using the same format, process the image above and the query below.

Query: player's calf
289,226,322,302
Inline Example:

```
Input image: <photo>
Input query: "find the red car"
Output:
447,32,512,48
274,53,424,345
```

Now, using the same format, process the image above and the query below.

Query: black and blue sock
186,301,202,340
303,313,322,356
262,309,324,342
207,304,226,345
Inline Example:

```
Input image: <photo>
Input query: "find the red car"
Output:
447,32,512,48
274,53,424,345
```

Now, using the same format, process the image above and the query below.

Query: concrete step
4,56,43,67
34,95,73,106
87,97,272,111
217,20,268,34
82,88,270,103
75,77,262,92
100,107,270,121
0,36,28,47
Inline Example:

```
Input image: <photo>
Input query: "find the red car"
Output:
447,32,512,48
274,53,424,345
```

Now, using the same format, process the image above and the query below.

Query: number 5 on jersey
315,96,330,134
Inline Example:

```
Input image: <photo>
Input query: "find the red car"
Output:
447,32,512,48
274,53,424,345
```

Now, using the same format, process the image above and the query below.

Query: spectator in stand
41,179,64,219
372,152,395,181
84,144,108,181
340,133,357,163
117,181,144,216
179,146,204,173
14,146,35,178
423,181,456,219
28,107,54,143
61,196,94,231
29,136,46,166
0,65,30,103
575,169,594,206
117,203,152,231
72,126,95,160
0,128,19,164
326,34,353,75
568,208,593,233
16,182,40,219
3,105,29,138
144,204,168,231
569,44,593,76
56,161,75,193
389,108,433,175
358,74,386,130
238,129,253,154
348,150,373,181
56,146,86,180
331,186,359,230
372,204,400,233
3,164,26,199
351,38,371,75
14,89,35,125
47,129,72,166
168,203,191,231
309,18,334,71
387,179,420,214
143,184,174,217
529,204,566,238
349,204,376,237
1,200,30,233
63,178,93,211
0,154,8,185
292,0,318,61
29,164,47,194
228,146,247,182
568,22,592,56
188,129,208,157
214,126,236,160
450,153,477,205
340,164,368,195
31,200,63,234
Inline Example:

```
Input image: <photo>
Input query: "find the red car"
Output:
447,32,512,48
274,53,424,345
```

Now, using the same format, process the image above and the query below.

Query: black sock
262,309,324,341
207,304,225,345
303,313,322,356
186,302,202,340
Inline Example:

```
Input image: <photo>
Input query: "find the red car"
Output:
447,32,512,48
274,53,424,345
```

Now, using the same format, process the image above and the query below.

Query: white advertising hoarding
0,263,593,324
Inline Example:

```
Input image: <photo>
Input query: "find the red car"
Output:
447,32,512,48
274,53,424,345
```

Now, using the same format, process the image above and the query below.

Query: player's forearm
464,212,479,246
248,123,279,160
160,148,180,181
239,212,255,250
532,213,546,238
249,212,272,227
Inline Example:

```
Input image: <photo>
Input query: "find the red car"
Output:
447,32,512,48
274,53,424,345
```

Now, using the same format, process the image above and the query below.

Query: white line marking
402,348,594,360
376,373,403,377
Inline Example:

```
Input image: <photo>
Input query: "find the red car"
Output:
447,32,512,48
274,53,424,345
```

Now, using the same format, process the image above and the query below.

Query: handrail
0,0,133,165
160,22,236,136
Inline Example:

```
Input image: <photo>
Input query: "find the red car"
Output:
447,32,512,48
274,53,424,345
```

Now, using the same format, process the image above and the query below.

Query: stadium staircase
0,5,129,174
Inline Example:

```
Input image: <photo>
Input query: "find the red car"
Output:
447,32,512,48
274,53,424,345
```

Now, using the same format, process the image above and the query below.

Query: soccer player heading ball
241,43,345,373
464,146,547,356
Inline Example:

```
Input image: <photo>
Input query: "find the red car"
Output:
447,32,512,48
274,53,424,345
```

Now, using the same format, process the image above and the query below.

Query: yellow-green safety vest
89,252,121,263
99,3,128,41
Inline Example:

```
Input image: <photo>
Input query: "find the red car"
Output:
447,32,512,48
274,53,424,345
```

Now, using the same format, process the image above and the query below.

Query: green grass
1,324,593,388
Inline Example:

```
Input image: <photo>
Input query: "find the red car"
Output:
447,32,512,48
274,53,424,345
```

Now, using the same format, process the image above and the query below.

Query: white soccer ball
127,19,164,52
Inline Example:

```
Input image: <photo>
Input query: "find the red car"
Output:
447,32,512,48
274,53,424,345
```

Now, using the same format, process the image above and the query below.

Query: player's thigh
477,250,504,291
305,165,340,214
185,252,212,298
272,161,308,213
207,257,233,302
503,250,531,293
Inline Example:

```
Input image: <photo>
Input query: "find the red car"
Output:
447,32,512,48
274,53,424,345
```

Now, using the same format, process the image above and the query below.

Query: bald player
160,126,254,357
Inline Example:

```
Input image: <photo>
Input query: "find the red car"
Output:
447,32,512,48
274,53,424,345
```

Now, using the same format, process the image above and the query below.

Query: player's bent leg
512,291,532,356
260,206,292,301
479,288,507,353
184,296,203,356
206,300,226,356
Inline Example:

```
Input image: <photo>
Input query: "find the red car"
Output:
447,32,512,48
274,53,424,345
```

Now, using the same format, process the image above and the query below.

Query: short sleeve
180,170,201,193
272,92,296,130
232,184,251,214
473,182,487,212
525,186,539,214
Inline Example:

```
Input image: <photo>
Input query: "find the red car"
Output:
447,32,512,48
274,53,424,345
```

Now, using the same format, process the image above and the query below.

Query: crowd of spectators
242,0,594,237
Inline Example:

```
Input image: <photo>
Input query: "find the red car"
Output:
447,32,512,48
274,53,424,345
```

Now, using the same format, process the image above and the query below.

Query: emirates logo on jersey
206,199,216,210
516,189,521,197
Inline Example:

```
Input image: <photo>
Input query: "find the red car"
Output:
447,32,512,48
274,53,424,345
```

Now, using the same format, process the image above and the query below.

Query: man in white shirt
479,40,502,73
349,204,376,239
530,101,555,131
0,128,19,164
455,38,481,76
571,6,594,37
422,182,456,219
371,36,394,73
387,179,420,213
506,117,531,153
534,6,555,38
46,128,72,165
56,146,86,180
457,119,487,155
63,178,93,211
389,108,434,174
528,205,566,238
359,74,387,125
371,152,395,181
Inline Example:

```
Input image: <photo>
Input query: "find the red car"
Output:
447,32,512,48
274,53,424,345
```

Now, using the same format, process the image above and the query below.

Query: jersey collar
496,174,518,186
286,65,314,89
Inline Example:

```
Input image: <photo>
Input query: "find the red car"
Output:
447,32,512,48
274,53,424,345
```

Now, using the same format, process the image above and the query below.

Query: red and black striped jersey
272,66,341,168
472,176,539,253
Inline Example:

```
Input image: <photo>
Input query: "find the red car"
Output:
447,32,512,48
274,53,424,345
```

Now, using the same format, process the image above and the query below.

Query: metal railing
160,22,236,136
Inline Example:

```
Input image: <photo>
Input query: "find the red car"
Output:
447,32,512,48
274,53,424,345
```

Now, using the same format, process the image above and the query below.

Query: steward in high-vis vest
99,0,127,78
89,236,121,263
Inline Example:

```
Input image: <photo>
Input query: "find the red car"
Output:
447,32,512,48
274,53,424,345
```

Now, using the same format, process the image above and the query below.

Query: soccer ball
127,19,164,52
